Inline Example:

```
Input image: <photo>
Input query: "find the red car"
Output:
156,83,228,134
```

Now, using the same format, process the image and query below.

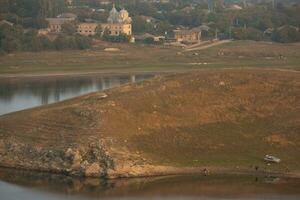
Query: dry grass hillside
0,69,299,177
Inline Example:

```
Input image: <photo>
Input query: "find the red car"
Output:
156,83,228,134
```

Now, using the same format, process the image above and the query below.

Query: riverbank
0,69,299,178
0,67,299,80
1,165,300,179
93,165,300,179
0,70,160,81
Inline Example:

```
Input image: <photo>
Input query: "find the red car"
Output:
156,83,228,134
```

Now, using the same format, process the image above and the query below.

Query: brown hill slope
0,69,299,177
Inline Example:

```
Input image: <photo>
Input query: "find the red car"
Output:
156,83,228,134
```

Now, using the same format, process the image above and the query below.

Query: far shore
1,41,300,78
0,67,299,80
0,70,162,79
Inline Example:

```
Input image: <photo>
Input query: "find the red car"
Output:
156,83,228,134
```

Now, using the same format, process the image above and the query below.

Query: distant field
0,41,300,75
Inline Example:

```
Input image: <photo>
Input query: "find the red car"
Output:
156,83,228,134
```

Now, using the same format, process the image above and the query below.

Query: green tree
75,35,92,49
38,35,54,50
144,37,154,44
1,36,22,52
272,26,300,43
102,31,130,43
132,16,147,34
21,29,42,51
232,27,263,41
54,35,70,50
61,22,78,35
0,24,23,53
94,25,103,38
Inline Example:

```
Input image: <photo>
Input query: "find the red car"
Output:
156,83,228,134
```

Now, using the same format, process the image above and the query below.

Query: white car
264,155,281,163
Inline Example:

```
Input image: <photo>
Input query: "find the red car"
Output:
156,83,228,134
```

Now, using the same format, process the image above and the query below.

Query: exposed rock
219,81,225,86
85,163,101,177
73,150,83,165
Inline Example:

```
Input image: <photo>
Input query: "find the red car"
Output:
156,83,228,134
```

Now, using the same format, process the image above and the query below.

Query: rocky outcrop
0,139,116,177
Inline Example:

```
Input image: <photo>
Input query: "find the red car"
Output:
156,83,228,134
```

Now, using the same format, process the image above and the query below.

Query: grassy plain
0,69,299,177
0,41,300,76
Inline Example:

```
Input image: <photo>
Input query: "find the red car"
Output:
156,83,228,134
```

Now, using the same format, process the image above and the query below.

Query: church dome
107,5,132,24
107,4,119,23
119,9,130,23
120,9,128,15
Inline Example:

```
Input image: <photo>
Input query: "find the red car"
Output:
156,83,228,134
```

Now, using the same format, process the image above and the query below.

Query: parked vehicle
264,155,281,163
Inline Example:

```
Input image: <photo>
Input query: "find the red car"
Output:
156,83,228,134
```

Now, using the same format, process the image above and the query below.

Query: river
0,74,153,116
0,168,299,200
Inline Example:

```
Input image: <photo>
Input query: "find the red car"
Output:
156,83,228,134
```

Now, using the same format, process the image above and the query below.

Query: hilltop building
65,0,73,6
46,5,132,37
77,22,99,36
46,13,77,33
101,4,132,36
174,28,202,43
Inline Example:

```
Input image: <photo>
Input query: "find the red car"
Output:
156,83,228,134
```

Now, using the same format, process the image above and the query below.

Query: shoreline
0,165,299,180
0,70,165,79
0,67,300,81
0,67,299,80
106,165,300,179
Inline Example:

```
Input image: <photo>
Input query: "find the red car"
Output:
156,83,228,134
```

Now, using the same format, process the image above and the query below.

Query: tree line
1,0,300,54
0,23,92,54
0,0,66,28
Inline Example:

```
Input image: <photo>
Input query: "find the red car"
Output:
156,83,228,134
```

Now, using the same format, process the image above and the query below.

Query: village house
174,28,202,43
46,13,77,33
38,28,50,36
77,23,99,36
65,0,73,6
46,18,74,33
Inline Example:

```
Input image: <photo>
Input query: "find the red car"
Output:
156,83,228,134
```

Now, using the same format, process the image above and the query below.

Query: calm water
0,74,153,116
0,168,299,200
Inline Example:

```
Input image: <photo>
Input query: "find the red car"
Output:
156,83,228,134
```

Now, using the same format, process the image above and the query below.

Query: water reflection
0,168,300,200
0,74,153,115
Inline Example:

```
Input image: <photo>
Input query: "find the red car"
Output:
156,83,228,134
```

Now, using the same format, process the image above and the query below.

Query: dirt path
183,40,232,52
